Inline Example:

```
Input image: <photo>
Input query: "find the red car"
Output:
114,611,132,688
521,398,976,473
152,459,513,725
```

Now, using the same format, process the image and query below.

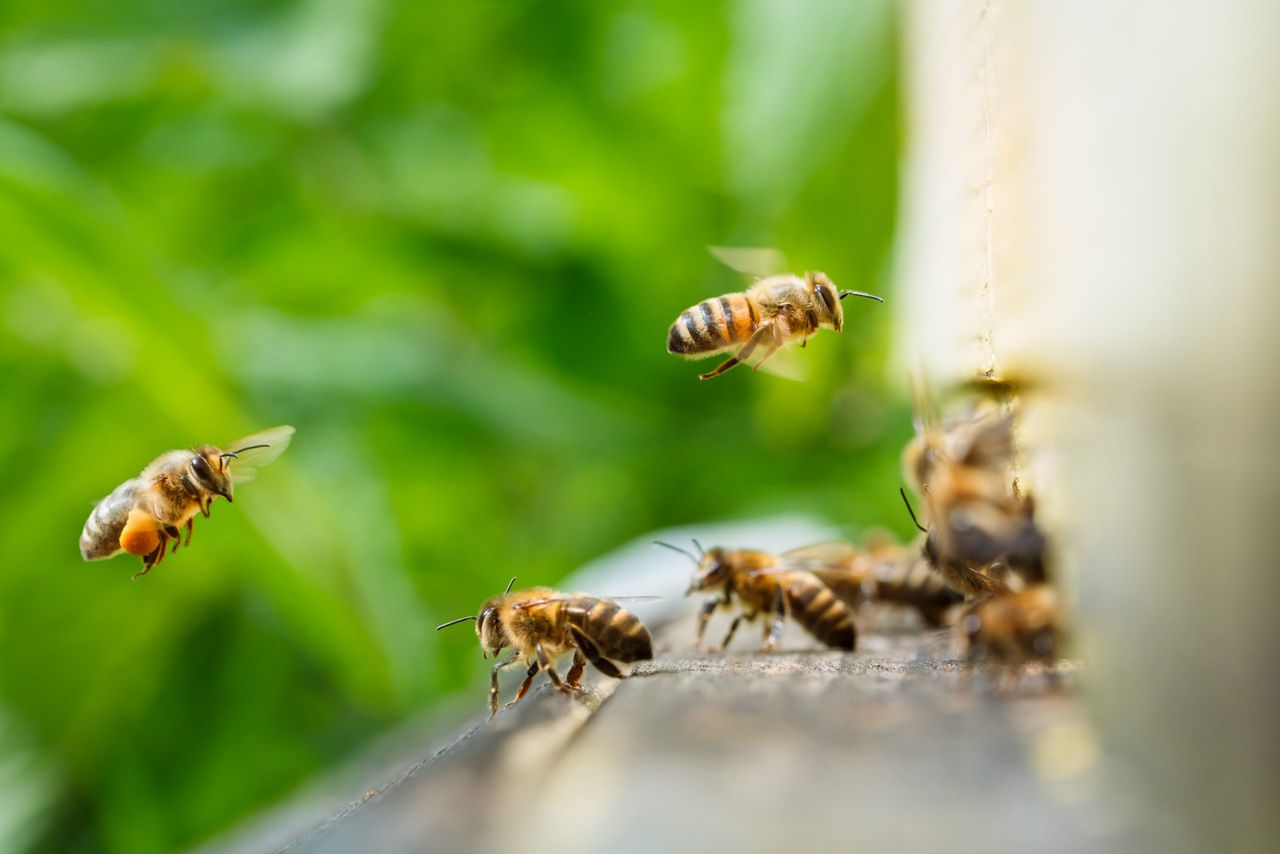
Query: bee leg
150,532,170,568
165,525,182,554
184,518,194,547
699,323,771,380
761,586,787,653
489,652,520,718
568,627,624,679
134,538,166,579
535,642,573,695
749,341,782,373
693,598,718,650
505,660,542,709
713,615,744,653
565,650,587,689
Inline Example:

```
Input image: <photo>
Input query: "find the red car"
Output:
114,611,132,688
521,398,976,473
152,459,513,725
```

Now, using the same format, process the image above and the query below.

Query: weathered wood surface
200,520,1172,854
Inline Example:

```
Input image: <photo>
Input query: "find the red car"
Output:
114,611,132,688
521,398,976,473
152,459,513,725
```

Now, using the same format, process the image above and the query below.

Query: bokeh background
0,1,905,850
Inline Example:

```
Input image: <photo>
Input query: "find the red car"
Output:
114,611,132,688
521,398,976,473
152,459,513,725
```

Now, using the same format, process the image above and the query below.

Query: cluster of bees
647,380,1058,681
80,257,1060,717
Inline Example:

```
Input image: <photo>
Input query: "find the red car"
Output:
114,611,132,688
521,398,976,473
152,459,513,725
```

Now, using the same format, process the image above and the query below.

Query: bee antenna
900,487,928,534
228,442,271,456
838,289,884,303
691,538,704,556
503,576,517,595
653,541,700,565
435,616,475,631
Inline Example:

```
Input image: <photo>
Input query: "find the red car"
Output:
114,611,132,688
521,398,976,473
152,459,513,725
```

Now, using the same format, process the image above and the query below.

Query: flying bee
80,426,294,578
780,540,963,628
954,584,1062,674
666,247,882,380
657,540,857,652
436,579,655,718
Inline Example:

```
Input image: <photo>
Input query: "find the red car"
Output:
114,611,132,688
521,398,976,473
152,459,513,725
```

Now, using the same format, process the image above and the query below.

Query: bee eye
816,285,836,312
191,455,210,479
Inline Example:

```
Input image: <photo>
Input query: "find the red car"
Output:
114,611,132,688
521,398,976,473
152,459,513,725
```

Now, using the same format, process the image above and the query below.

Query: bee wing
708,246,788,279
742,567,803,581
743,567,846,596
954,411,1015,470
509,595,665,611
224,425,295,484
750,345,808,383
777,541,859,570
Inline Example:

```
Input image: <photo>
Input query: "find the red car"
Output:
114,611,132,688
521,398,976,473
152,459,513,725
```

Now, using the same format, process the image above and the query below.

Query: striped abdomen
872,558,963,625
80,479,142,560
667,293,759,355
782,573,857,650
564,597,653,663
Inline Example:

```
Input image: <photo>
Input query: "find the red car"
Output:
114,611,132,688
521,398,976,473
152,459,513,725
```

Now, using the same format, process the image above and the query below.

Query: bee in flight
658,540,857,652
436,579,655,718
666,247,883,380
80,426,294,578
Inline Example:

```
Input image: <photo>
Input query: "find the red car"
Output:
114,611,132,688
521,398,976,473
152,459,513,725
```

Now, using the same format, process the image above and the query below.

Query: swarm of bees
85,250,1064,718
80,426,293,578
437,254,1061,714
899,385,1061,676
644,381,1060,686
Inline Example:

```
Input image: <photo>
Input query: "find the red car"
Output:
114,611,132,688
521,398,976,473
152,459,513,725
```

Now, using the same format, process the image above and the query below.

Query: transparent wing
708,246,788,279
224,425,295,484
954,410,1015,470
509,595,666,611
778,541,858,570
750,345,809,382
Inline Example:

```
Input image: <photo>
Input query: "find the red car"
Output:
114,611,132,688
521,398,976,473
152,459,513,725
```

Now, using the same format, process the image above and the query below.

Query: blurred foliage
0,0,905,850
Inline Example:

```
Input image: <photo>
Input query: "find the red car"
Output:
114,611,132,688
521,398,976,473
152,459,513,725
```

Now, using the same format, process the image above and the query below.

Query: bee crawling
954,585,1063,686
79,426,294,578
437,579,655,718
659,540,858,652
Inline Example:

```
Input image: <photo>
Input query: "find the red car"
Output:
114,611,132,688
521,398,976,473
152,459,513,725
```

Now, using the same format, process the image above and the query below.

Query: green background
0,1,906,850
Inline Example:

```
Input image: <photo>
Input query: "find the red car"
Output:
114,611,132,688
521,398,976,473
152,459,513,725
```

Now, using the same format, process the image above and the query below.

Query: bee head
809,272,844,332
688,546,733,595
809,271,883,333
189,445,234,503
475,599,509,658
654,540,725,595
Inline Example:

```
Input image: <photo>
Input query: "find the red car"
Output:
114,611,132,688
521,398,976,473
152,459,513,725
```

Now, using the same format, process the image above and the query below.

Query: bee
658,541,857,652
902,399,1046,594
781,540,963,628
79,426,294,578
954,584,1061,671
436,578,655,718
666,247,882,379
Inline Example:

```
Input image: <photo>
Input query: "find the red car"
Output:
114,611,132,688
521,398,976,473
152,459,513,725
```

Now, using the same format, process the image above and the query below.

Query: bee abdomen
667,295,757,355
784,574,857,651
877,559,962,606
565,597,653,663
80,480,139,560
873,558,963,625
